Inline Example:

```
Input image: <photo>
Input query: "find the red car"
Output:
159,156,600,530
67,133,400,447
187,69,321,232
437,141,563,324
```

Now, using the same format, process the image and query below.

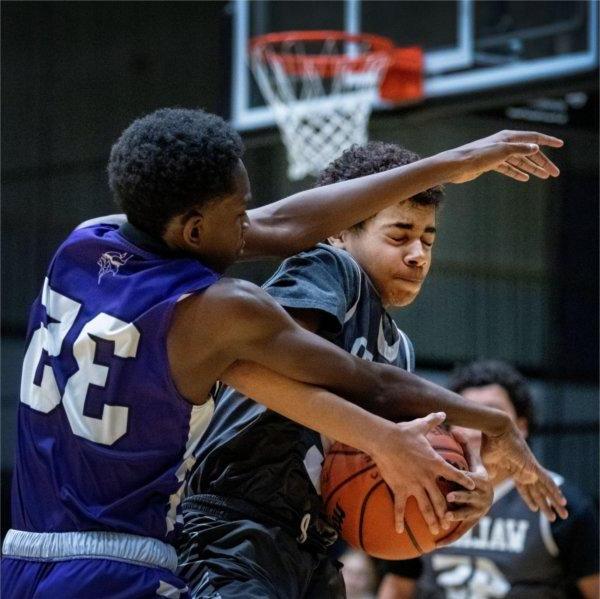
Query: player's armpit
284,307,323,333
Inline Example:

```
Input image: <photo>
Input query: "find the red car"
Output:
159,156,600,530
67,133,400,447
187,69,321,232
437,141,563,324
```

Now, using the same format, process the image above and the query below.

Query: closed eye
387,236,405,244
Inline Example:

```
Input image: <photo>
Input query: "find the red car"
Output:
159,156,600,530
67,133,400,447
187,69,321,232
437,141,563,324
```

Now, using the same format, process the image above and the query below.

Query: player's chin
383,282,421,307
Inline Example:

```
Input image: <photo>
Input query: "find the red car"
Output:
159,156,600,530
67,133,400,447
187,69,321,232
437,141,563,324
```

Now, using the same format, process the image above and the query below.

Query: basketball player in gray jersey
379,360,599,599
178,143,495,598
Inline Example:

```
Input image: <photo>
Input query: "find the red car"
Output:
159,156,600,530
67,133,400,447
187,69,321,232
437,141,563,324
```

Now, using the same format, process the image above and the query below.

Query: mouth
394,276,423,284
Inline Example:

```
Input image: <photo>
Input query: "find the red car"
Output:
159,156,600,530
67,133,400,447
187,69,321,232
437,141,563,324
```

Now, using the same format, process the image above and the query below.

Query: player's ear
328,231,347,248
182,210,204,249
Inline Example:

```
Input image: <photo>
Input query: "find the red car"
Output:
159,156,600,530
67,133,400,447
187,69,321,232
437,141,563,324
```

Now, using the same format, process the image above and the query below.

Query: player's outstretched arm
242,130,563,258
220,360,472,536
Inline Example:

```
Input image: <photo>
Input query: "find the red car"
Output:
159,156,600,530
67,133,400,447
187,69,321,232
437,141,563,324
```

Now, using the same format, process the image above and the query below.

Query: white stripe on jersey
396,327,414,372
156,580,187,598
166,399,214,533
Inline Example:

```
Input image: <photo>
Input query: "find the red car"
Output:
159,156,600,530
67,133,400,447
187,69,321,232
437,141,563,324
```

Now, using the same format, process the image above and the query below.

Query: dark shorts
177,510,345,599
1,556,189,599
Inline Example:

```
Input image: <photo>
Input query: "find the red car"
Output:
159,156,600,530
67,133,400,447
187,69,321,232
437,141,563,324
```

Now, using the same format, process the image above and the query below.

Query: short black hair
108,108,244,238
447,360,536,433
315,141,444,232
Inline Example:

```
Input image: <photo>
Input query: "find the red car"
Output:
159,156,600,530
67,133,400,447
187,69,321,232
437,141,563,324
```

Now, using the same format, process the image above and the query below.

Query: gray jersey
402,474,598,599
185,244,414,534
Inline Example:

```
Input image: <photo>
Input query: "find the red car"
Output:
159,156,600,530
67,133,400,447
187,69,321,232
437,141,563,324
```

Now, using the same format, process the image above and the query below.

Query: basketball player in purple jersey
2,107,567,598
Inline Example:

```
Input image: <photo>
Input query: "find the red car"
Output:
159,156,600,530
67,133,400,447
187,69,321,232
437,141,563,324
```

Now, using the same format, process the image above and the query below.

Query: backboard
231,0,598,130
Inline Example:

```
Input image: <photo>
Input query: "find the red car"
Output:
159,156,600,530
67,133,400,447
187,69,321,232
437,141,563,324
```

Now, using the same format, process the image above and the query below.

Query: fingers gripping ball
321,426,468,559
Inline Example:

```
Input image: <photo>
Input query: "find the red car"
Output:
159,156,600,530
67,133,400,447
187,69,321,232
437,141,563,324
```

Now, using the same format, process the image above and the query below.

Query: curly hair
447,360,536,433
316,141,444,232
107,108,244,237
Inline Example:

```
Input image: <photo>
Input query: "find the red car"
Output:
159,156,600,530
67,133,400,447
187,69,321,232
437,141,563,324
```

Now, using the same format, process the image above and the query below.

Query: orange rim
250,30,395,77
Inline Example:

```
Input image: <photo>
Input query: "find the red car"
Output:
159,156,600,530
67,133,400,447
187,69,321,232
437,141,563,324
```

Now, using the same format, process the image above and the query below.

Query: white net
251,35,391,180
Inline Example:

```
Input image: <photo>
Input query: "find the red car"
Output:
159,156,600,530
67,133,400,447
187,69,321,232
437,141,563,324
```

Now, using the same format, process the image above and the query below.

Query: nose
403,240,427,268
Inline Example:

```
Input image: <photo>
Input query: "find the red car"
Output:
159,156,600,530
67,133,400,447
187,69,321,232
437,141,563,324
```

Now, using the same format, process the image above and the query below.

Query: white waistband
2,529,178,573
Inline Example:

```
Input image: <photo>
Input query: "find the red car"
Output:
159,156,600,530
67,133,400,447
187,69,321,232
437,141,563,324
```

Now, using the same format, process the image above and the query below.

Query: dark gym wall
2,2,232,331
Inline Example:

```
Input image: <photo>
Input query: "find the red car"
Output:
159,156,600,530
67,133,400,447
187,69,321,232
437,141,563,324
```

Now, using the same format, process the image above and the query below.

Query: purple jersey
11,220,219,543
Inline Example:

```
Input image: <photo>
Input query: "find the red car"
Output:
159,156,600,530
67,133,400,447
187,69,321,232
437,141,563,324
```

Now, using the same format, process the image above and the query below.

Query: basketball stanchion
251,31,422,181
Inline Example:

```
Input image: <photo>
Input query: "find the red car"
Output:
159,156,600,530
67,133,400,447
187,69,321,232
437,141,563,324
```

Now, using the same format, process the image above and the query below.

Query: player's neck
120,222,191,259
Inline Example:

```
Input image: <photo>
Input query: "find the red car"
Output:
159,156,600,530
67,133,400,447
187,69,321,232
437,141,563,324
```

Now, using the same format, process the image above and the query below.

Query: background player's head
448,359,536,439
317,142,444,307
108,107,249,272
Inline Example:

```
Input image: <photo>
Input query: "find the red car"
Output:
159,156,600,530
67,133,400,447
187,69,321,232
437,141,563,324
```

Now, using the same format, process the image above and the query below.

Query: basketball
321,425,468,560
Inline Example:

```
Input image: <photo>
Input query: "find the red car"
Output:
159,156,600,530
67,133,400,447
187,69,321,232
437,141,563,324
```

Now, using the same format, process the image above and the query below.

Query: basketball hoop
250,31,395,180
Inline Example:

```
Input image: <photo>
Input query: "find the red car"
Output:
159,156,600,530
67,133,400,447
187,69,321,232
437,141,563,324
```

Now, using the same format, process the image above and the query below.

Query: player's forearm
368,365,511,437
235,290,509,436
220,360,397,454
243,153,458,258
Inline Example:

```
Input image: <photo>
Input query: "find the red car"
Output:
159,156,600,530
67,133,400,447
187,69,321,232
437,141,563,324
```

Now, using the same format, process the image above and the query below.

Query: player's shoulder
206,276,265,300
189,277,275,319
308,243,362,272
171,277,280,352
49,215,127,267
270,242,362,283
59,214,126,253
74,213,127,231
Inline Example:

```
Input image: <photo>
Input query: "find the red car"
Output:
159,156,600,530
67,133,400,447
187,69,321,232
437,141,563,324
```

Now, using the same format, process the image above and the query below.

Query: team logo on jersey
97,251,132,284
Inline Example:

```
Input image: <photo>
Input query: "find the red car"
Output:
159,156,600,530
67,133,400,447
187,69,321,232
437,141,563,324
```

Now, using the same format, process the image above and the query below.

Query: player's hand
480,420,568,521
436,430,493,548
370,412,475,537
443,130,564,184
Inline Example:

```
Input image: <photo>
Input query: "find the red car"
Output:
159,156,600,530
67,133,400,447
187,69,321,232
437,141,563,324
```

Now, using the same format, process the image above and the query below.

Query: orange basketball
321,425,468,559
